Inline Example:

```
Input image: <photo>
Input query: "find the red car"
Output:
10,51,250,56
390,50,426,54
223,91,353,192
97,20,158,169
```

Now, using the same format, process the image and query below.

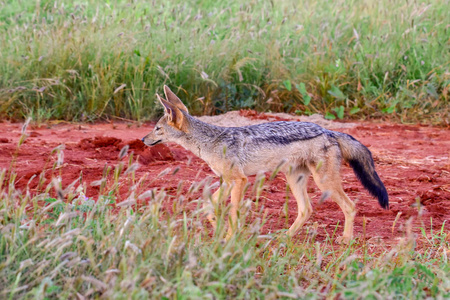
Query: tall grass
0,129,449,298
0,0,449,123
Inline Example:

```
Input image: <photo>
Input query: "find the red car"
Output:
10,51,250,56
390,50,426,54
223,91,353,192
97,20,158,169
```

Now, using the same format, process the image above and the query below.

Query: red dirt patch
0,118,449,250
78,136,122,150
127,139,174,164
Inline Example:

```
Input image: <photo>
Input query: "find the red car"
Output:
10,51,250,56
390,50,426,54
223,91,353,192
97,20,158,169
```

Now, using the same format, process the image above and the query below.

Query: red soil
0,116,449,248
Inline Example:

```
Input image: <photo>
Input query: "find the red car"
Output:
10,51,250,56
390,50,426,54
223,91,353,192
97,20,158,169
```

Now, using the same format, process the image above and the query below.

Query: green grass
1,130,449,299
0,0,449,123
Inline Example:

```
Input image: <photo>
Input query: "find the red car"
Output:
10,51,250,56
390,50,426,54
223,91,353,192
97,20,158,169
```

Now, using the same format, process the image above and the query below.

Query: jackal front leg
226,177,248,240
203,184,230,231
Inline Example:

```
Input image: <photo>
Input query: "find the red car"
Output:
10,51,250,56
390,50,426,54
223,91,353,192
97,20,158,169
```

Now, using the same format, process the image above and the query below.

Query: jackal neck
175,114,225,156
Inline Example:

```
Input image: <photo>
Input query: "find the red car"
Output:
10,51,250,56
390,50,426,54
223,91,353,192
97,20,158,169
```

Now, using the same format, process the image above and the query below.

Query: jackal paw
336,236,352,245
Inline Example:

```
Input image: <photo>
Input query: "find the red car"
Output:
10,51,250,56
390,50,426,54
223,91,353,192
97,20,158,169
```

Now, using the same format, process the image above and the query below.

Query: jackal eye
155,126,161,131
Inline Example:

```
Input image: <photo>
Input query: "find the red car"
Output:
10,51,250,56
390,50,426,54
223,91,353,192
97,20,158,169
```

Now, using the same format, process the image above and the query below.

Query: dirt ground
1,111,449,249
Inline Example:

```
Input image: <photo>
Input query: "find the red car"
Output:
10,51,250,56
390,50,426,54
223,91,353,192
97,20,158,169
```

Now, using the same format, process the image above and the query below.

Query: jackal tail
335,132,389,209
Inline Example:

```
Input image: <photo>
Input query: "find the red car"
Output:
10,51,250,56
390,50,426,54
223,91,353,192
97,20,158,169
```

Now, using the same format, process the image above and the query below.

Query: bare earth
1,111,449,249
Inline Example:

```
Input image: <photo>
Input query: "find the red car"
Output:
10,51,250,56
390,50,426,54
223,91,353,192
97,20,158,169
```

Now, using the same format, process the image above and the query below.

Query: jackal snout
141,132,162,146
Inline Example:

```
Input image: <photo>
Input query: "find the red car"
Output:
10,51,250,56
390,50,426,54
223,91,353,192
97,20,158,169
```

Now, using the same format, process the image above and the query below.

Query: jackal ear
163,85,189,113
156,94,185,129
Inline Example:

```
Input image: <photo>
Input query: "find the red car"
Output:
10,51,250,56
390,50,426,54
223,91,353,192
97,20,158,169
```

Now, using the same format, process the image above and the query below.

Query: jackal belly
240,142,317,176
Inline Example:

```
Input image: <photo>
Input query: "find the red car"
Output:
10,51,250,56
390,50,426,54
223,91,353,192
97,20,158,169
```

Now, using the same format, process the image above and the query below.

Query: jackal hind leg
309,155,356,244
285,168,313,237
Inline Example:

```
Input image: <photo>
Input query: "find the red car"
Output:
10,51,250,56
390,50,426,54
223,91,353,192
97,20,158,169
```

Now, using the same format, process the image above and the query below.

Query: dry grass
0,130,449,298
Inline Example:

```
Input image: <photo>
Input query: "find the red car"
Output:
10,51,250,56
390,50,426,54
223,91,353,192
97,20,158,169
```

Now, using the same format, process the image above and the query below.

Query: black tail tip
348,159,389,210
377,189,389,210
380,196,389,210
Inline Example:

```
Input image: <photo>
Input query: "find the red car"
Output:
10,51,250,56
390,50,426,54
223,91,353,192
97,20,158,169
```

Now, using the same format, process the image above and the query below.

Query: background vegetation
0,0,449,123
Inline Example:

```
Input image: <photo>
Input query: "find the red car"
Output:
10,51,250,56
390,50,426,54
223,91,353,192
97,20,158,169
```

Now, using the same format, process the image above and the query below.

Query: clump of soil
79,136,122,150
127,139,174,164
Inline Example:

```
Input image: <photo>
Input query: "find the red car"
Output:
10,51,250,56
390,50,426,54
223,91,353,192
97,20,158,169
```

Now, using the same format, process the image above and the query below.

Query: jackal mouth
150,140,162,146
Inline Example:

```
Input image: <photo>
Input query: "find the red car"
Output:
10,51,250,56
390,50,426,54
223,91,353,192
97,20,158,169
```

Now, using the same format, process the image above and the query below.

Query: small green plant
328,85,346,101
71,192,96,213
282,80,292,91
42,197,65,223
295,83,311,106
333,105,345,119
325,111,337,120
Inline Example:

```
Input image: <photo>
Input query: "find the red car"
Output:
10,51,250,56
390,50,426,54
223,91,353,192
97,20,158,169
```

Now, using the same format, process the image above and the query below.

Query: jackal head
141,85,189,146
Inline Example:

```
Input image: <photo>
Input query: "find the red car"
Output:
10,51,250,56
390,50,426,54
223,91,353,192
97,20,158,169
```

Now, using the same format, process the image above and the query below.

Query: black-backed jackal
142,86,389,244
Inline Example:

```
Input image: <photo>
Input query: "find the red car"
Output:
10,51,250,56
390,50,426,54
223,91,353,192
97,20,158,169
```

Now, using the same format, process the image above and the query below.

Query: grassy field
0,128,449,299
0,0,449,123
